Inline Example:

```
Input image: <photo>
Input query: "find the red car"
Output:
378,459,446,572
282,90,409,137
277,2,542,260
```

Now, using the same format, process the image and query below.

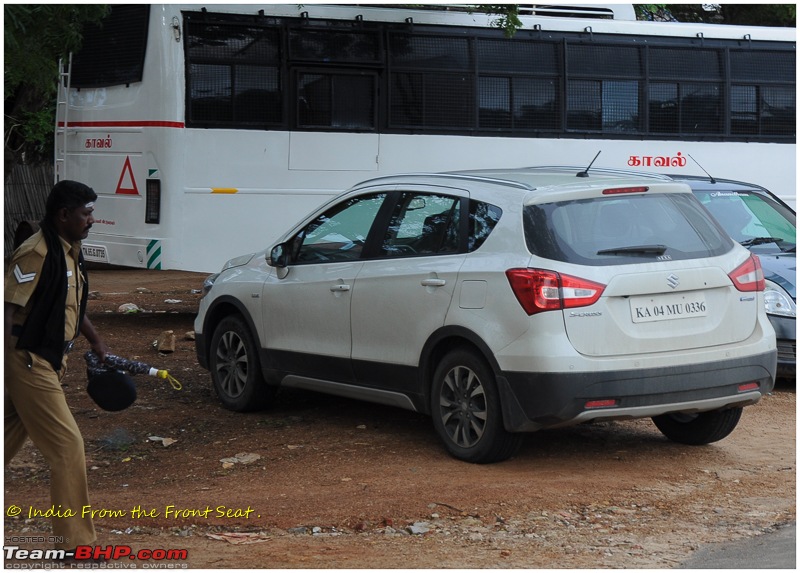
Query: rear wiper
739,237,785,248
596,244,668,257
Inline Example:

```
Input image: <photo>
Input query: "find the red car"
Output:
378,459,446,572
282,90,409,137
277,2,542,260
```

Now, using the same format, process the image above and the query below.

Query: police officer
5,180,109,550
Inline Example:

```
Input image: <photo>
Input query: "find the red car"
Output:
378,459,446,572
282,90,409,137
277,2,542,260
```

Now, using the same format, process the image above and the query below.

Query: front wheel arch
199,296,260,365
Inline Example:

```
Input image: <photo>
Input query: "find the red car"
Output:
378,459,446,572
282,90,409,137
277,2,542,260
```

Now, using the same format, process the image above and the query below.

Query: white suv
195,168,777,463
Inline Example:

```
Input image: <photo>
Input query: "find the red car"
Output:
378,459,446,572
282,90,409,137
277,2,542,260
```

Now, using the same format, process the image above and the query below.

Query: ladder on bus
54,54,72,184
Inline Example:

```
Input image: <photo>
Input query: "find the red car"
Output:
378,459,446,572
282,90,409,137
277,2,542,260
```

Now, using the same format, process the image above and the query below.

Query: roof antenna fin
688,154,716,184
576,151,601,178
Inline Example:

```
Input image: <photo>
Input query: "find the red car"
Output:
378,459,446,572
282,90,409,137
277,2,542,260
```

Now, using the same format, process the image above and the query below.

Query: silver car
671,175,795,380
195,168,777,463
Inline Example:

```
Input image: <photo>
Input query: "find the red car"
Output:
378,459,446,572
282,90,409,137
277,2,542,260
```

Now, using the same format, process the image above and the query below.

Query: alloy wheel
214,330,248,398
438,365,488,448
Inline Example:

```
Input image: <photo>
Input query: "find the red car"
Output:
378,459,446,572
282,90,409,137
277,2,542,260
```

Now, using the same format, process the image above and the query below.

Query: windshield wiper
739,237,785,248
596,244,668,257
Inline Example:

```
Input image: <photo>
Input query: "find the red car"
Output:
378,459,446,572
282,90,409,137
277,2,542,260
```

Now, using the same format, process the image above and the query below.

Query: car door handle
330,284,351,292
421,278,446,287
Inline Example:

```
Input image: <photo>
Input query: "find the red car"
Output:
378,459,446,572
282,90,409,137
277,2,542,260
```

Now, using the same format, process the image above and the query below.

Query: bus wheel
209,316,274,411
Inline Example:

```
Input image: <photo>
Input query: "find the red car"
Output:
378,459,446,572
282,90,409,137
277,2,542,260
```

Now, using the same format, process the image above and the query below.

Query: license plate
82,244,108,263
630,292,708,324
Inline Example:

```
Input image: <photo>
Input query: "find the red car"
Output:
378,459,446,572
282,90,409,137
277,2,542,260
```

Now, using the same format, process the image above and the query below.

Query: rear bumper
82,232,163,269
497,350,777,432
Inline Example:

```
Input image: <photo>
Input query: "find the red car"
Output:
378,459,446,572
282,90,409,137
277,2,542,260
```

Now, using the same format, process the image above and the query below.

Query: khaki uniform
4,231,96,549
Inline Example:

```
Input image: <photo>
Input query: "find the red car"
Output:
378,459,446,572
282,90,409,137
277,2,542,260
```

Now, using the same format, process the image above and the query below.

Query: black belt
10,325,75,354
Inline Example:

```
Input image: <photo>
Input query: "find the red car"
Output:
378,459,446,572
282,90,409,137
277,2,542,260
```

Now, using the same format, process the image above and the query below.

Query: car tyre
652,407,742,445
431,349,523,463
209,315,274,412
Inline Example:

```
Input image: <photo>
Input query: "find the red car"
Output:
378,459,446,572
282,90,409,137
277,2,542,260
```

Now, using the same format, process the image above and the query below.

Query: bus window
296,72,376,130
71,5,149,88
185,16,282,127
389,33,473,130
760,87,796,136
648,47,723,135
477,38,560,131
288,28,381,63
731,50,796,137
567,80,640,132
566,44,642,132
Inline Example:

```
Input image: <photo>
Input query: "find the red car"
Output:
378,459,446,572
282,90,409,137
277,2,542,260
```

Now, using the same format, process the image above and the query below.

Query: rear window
72,5,149,88
469,200,502,252
524,193,733,266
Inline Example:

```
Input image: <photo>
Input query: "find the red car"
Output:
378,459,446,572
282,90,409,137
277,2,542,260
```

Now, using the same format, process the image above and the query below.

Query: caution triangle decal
115,156,139,195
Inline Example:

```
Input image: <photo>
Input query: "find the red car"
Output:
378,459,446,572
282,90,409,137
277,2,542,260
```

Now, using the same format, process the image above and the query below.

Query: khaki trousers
4,346,96,549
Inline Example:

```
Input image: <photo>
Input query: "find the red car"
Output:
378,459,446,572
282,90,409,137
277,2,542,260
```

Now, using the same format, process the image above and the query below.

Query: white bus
56,4,796,272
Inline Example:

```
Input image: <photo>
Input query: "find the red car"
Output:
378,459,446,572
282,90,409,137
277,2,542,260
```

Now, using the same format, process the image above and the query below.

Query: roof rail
523,166,673,180
351,172,536,192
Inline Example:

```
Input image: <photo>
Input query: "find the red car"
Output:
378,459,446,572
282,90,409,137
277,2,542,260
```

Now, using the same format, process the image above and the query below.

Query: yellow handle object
157,370,183,390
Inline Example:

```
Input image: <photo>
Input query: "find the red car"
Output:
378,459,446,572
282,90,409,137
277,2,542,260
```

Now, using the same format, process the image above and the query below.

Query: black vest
15,224,89,371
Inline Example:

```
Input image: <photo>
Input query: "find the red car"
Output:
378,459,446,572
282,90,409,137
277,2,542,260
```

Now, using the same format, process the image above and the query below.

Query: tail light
729,254,765,292
506,269,605,315
145,179,161,224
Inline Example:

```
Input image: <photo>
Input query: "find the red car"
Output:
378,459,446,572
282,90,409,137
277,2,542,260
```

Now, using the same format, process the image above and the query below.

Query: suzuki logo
667,274,680,289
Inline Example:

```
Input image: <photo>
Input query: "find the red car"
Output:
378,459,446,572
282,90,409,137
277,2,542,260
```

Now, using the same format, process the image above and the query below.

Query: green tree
475,4,523,37
637,4,795,26
711,4,794,26
482,4,795,33
4,5,108,167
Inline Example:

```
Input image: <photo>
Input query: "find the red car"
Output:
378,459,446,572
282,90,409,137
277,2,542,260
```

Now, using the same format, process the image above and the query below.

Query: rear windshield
524,193,733,266
71,5,149,88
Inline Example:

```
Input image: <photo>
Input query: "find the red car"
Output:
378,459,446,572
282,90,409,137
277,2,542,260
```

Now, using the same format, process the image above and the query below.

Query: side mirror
267,243,288,268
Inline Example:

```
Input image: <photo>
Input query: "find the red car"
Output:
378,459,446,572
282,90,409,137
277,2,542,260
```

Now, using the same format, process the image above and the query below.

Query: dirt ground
4,268,796,569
